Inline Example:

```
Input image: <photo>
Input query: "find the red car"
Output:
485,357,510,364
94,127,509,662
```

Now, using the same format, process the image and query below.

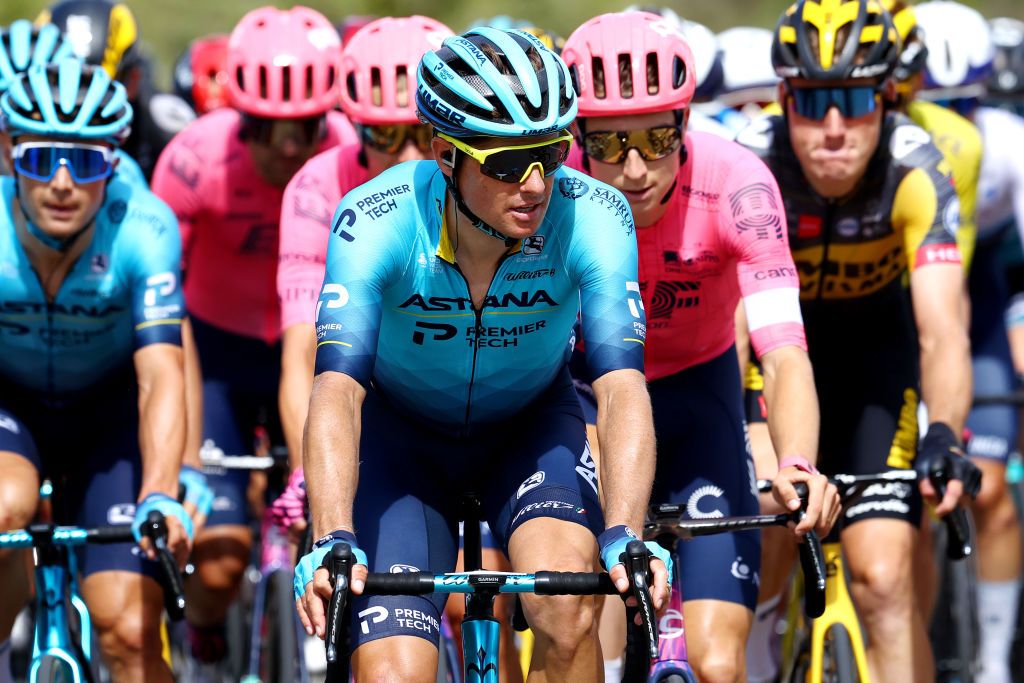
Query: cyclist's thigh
649,347,761,611
348,390,462,654
817,351,922,528
81,570,166,653
0,405,41,528
191,315,280,527
487,370,604,554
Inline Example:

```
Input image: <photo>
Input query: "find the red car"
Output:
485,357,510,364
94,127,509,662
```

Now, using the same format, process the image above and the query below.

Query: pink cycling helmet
339,15,453,125
227,6,342,118
563,11,696,117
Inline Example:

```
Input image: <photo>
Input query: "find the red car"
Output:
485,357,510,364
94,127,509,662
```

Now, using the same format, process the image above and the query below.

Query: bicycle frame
805,539,870,683
647,559,696,682
28,546,91,682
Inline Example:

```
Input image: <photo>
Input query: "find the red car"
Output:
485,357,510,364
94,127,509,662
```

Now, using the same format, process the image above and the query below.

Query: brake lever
323,542,353,665
928,466,973,560
142,511,186,621
624,539,659,659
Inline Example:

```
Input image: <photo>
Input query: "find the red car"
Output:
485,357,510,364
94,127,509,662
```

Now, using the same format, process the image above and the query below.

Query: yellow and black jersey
737,112,961,306
907,100,982,273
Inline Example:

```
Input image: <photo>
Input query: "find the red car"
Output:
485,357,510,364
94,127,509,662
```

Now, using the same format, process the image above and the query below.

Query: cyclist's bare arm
181,317,203,469
280,323,317,472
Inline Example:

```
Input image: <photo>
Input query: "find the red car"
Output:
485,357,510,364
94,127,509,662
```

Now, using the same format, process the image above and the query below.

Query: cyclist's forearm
304,372,365,538
136,345,187,499
919,326,971,433
761,345,820,464
593,369,655,531
280,324,317,472
181,317,203,469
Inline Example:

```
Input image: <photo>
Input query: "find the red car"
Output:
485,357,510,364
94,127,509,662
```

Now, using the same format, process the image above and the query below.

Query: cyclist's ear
431,137,456,176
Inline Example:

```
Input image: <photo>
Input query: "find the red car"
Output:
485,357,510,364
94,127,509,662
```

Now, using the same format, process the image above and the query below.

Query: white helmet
988,17,1024,98
915,1,994,100
679,19,723,100
717,27,779,108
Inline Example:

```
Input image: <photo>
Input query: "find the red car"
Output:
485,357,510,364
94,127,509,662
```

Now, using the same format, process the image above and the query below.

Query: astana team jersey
0,175,184,397
151,107,357,343
568,130,807,381
278,143,369,331
313,161,646,430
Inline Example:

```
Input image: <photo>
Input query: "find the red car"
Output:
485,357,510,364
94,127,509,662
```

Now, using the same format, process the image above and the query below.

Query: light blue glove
133,493,194,543
293,529,368,601
597,525,674,585
179,465,215,517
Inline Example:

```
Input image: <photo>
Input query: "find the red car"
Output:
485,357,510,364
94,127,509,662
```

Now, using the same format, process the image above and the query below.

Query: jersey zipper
441,253,516,433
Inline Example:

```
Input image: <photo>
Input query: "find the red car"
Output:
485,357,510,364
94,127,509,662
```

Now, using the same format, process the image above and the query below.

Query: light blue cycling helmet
416,27,577,138
0,20,75,92
1,58,132,142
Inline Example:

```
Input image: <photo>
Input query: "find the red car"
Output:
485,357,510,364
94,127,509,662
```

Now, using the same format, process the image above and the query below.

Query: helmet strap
442,150,518,247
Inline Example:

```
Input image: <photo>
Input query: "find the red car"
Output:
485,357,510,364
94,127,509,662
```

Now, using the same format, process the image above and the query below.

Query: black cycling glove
915,422,982,498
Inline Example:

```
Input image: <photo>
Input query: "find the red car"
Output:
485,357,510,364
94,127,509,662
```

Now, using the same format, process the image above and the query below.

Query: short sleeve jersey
313,161,646,429
568,131,806,380
974,107,1024,242
151,108,358,344
0,176,184,397
278,144,368,331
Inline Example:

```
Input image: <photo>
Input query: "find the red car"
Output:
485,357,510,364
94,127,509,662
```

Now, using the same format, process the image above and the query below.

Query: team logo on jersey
836,217,860,238
558,177,589,200
107,200,127,224
943,197,961,236
522,235,545,255
90,253,109,274
332,208,357,242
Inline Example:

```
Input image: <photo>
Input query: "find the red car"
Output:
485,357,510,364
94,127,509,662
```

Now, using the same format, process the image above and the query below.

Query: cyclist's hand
599,526,672,613
179,465,215,538
772,459,840,537
294,531,368,639
916,422,983,517
269,467,308,540
132,493,194,566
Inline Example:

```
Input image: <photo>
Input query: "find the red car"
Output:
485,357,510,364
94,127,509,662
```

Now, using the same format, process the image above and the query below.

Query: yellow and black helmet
37,0,139,80
772,0,900,81
881,0,928,82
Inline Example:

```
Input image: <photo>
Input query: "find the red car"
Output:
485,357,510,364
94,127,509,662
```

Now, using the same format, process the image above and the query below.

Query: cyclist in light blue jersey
0,59,191,682
0,18,148,189
294,27,670,681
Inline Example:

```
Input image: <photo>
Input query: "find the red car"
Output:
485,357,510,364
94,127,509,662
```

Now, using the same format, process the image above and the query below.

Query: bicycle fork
808,542,870,683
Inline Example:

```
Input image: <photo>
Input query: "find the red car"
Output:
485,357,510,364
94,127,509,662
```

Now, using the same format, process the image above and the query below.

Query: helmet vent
307,66,316,98
326,65,336,90
235,66,245,92
618,54,633,98
592,56,606,98
396,65,409,107
281,65,292,101
646,52,660,95
258,65,268,99
371,67,382,106
672,56,687,89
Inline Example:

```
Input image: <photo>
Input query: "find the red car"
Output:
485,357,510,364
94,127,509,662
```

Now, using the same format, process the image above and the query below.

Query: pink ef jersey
278,144,369,331
151,108,357,344
570,130,806,380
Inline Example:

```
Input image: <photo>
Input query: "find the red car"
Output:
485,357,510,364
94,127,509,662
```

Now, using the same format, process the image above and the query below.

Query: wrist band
778,455,819,475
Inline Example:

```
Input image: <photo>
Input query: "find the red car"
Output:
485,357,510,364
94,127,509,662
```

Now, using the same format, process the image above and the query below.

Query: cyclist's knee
90,584,164,666
973,484,1018,533
972,461,1010,512
692,644,745,683
190,527,251,592
849,552,914,619
353,637,436,683
523,593,597,658
0,454,38,534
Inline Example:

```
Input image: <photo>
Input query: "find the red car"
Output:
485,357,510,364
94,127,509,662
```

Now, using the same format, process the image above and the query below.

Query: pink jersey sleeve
718,148,807,358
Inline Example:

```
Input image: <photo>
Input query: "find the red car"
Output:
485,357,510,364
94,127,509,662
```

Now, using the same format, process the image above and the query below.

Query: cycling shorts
965,236,1018,463
0,370,161,580
572,344,760,609
347,367,603,652
191,315,283,527
813,336,923,527
647,346,761,611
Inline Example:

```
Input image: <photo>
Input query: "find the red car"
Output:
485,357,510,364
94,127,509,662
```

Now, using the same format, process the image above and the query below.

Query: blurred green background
3,0,1023,91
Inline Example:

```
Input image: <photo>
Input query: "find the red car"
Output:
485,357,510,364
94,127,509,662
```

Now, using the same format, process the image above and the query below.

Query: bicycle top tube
0,523,134,549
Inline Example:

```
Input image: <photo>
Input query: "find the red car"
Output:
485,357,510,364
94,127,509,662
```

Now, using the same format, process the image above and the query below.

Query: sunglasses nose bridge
517,161,546,185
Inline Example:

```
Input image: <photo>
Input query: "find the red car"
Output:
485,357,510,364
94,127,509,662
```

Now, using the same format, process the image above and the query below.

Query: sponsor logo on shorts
517,471,546,499
686,485,724,519
0,415,20,434
107,504,135,525
731,556,759,587
357,606,389,635
394,607,439,636
390,564,419,573
576,443,599,496
511,500,576,527
845,500,911,519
